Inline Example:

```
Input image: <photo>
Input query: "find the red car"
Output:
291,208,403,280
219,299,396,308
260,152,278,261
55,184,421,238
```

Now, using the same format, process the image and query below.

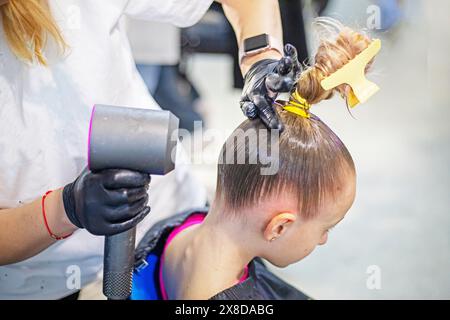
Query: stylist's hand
240,44,302,131
62,168,151,236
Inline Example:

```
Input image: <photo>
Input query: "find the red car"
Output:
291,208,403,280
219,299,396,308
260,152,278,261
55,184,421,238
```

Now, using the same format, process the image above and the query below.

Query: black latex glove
62,168,151,236
240,44,302,131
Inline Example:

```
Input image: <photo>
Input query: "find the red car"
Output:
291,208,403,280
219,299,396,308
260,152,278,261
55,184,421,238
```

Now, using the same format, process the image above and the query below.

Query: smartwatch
239,34,284,64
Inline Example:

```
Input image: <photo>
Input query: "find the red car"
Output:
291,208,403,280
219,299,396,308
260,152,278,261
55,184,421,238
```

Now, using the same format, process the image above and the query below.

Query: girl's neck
164,208,255,299
196,211,254,274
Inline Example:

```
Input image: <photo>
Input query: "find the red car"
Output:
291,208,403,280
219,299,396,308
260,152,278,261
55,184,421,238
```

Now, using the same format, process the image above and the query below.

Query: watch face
244,34,270,52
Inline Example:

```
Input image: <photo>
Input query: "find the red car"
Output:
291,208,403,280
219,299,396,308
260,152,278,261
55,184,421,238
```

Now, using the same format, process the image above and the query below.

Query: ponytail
296,18,374,106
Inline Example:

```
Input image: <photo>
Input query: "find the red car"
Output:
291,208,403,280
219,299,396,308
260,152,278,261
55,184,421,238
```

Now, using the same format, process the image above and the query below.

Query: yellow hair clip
283,89,311,118
320,39,382,108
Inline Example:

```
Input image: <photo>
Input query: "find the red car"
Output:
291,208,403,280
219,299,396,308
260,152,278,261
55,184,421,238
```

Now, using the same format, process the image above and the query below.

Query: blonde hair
1,0,67,65
297,18,373,105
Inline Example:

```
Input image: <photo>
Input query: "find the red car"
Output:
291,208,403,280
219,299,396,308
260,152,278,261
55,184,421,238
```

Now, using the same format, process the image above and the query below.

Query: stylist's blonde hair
1,0,67,65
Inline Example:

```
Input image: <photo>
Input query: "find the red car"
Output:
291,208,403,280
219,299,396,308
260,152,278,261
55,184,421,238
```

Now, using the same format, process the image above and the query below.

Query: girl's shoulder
209,258,312,300
131,208,208,300
135,207,209,263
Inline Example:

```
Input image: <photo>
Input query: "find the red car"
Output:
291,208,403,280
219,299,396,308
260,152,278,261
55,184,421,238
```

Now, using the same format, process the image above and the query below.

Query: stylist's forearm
0,189,77,265
218,0,283,75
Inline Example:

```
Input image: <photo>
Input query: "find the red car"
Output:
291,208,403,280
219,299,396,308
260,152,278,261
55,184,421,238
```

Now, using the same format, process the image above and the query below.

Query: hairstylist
0,0,299,299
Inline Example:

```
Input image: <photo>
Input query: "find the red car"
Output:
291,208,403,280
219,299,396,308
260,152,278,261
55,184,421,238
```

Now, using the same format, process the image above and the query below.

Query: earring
270,237,276,242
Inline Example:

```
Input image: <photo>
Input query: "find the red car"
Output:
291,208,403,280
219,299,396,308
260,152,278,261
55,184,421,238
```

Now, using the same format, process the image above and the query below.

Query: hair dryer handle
103,228,136,300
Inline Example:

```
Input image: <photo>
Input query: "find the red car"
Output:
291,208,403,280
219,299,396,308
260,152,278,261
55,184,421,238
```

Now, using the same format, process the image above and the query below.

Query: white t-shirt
0,0,212,299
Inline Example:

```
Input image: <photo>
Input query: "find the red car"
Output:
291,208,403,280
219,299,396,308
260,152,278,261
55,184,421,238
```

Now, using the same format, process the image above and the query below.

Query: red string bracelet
42,190,73,240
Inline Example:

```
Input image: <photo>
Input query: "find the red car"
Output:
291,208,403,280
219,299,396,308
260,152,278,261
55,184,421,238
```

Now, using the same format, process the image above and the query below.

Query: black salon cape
133,208,311,300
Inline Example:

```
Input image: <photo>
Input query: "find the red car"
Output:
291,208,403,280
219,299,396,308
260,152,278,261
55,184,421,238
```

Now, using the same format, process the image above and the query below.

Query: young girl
132,18,379,300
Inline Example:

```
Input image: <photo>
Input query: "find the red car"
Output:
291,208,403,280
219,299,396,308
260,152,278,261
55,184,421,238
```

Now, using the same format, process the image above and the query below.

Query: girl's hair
1,0,67,65
215,18,375,219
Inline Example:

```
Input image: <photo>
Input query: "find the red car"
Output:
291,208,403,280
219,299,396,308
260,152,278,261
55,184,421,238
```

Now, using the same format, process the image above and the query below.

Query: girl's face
260,170,356,268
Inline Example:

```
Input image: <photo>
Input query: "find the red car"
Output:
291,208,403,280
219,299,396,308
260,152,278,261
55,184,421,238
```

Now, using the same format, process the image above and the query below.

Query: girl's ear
263,213,297,242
